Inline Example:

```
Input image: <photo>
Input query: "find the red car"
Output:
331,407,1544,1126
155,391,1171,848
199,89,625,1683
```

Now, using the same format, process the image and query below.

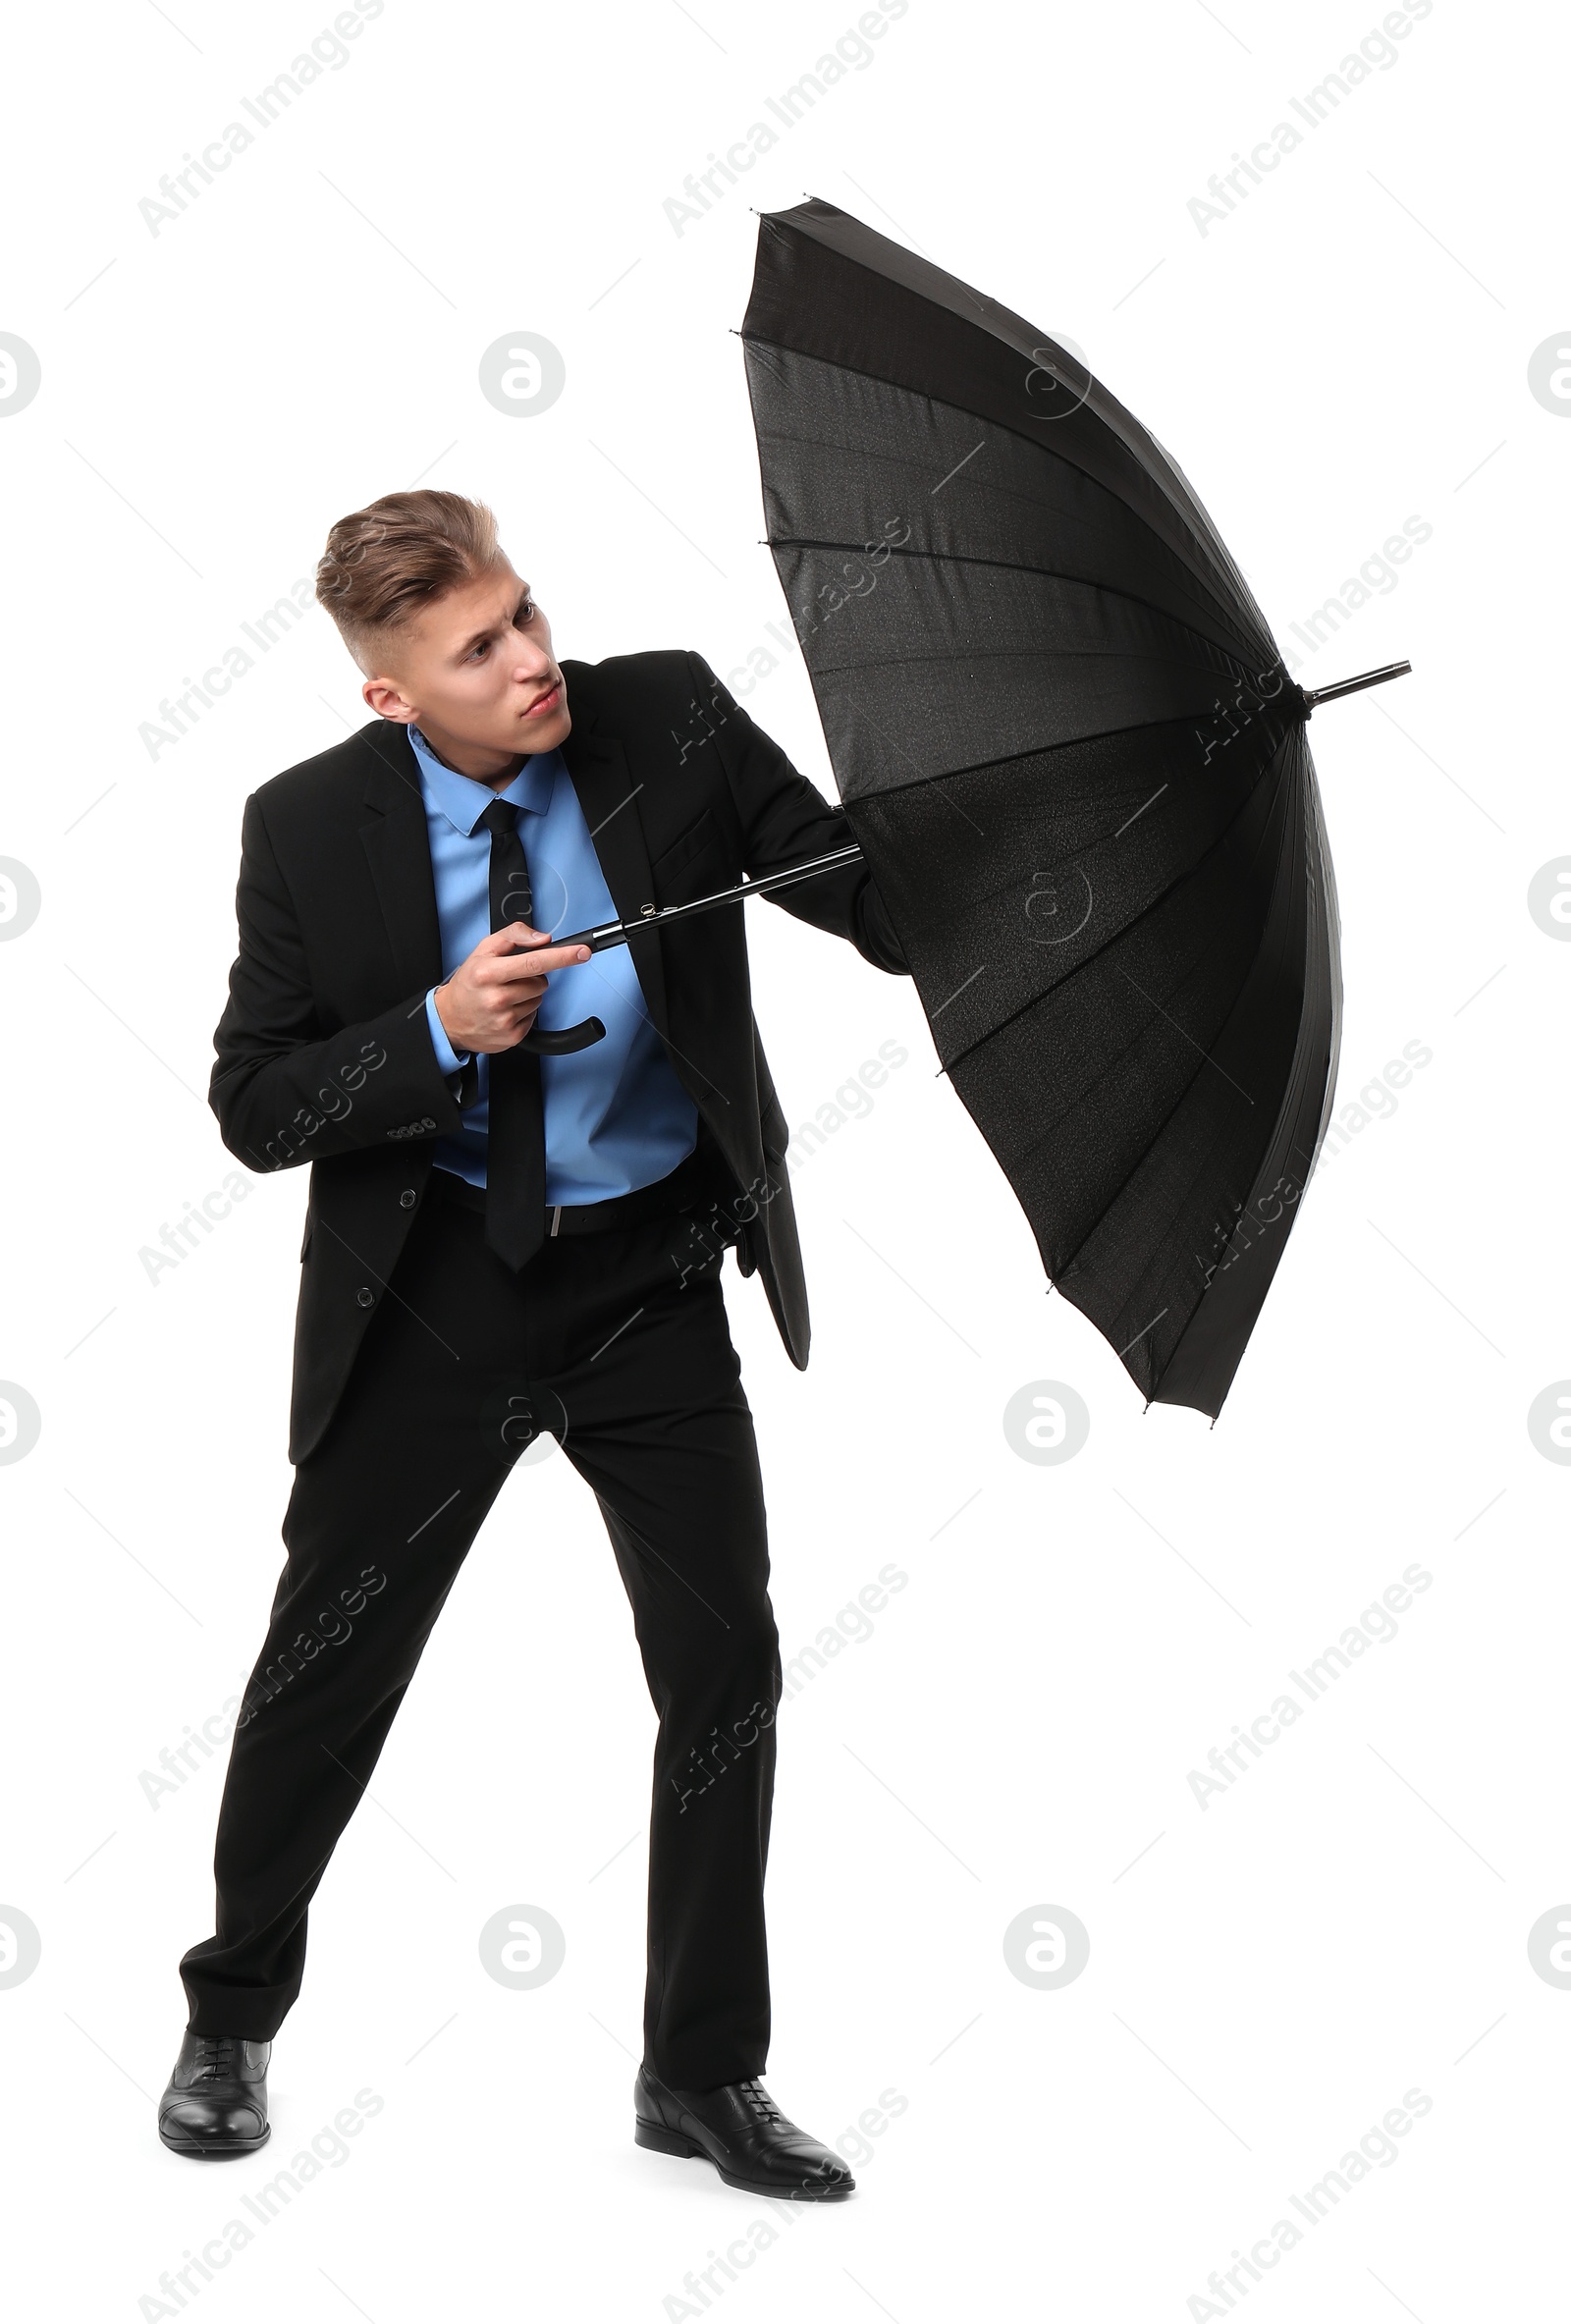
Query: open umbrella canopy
736,195,1403,1419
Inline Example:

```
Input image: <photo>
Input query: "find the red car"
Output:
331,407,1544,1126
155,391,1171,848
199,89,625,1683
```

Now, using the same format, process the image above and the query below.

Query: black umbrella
557,197,1409,1419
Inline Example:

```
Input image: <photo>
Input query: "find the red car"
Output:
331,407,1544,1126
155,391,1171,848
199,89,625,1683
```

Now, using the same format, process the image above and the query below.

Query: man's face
360,555,570,778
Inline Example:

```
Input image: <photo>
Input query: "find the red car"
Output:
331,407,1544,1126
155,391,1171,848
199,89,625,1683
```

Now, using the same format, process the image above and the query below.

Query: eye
467,601,533,660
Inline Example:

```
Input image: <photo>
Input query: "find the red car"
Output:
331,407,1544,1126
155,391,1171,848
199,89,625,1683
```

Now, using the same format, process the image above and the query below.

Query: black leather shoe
634,2063,854,2198
158,2029,271,2157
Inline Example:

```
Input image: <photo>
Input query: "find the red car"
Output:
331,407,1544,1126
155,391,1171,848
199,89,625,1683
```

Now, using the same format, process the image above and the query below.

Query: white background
0,1,1565,2317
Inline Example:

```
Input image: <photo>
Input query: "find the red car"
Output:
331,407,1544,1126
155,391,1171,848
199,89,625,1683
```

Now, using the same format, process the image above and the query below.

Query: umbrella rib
752,407,1272,646
878,758,1268,947
1119,736,1314,1359
744,221,1282,606
846,701,1298,812
941,730,1296,1125
799,635,1283,740
766,534,1270,675
1112,967,1256,1106
863,707,1295,968
818,638,1280,804
1042,735,1306,1307
743,330,1266,642
754,416,1271,659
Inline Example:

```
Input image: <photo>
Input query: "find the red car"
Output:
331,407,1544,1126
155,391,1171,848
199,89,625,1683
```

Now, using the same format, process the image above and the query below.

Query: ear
362,675,415,723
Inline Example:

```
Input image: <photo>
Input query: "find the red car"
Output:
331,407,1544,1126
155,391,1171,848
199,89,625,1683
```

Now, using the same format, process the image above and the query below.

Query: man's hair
314,489,505,675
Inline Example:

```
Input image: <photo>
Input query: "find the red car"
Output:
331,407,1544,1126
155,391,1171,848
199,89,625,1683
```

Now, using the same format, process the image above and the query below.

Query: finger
493,1009,542,1047
491,941,592,979
483,975,548,1014
486,921,578,955
480,920,548,951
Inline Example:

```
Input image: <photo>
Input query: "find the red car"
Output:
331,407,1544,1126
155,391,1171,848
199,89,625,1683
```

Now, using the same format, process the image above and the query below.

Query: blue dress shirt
410,723,698,1202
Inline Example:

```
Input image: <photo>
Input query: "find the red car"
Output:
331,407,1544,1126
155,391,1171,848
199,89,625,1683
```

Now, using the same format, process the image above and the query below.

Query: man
158,489,908,2198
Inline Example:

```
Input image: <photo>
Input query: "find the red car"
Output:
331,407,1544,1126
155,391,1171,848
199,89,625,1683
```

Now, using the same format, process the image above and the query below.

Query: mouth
522,679,563,718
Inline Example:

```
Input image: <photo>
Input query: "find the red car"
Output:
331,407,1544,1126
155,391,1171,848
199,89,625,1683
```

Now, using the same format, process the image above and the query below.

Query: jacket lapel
357,720,445,997
559,709,671,1046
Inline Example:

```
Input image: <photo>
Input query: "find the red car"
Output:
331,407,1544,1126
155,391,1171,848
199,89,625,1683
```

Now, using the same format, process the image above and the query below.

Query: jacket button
355,1286,375,1308
400,1188,417,1209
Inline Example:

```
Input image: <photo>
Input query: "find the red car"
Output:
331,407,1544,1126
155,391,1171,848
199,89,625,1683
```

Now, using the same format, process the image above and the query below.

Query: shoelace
190,2036,244,2084
734,2078,788,2131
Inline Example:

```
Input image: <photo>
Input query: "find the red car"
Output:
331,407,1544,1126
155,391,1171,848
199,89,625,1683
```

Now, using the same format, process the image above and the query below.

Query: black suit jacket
209,648,908,1464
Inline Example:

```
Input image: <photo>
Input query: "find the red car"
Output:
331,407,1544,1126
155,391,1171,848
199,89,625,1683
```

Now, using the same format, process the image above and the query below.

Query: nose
511,649,554,691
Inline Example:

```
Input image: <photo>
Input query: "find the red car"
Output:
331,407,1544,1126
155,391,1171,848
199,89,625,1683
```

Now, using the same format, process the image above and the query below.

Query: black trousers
180,1165,782,2091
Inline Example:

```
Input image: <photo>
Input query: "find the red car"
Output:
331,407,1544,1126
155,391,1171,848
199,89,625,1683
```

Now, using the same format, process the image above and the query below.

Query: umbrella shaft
560,840,866,954
554,658,1413,959
1303,660,1412,709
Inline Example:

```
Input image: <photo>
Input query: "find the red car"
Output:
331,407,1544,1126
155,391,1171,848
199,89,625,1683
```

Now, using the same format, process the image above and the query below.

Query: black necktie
478,797,547,1270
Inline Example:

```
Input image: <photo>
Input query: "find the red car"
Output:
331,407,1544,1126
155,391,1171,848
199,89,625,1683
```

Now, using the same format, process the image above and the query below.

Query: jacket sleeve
209,789,480,1173
684,650,908,975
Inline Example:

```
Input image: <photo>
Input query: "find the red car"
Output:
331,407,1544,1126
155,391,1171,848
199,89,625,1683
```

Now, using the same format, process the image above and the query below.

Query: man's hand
433,925,592,1054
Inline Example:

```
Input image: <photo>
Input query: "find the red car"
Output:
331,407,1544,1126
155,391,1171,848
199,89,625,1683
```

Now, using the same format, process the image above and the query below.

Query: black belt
426,1140,729,1238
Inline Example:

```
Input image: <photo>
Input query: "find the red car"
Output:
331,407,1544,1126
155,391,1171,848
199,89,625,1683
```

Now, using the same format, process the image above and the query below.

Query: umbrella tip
1301,659,1413,712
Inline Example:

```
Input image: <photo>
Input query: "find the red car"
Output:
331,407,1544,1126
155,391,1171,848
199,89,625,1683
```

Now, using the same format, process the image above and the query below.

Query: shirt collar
407,723,559,836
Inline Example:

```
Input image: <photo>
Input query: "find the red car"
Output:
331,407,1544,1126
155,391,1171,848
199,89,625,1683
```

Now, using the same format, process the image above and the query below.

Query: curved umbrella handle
516,1015,606,1055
